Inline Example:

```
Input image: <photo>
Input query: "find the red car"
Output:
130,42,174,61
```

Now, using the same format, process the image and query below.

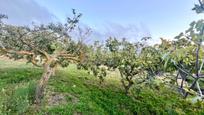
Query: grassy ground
0,58,204,115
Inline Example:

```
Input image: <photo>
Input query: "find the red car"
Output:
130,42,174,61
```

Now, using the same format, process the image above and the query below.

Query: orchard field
2,0,204,115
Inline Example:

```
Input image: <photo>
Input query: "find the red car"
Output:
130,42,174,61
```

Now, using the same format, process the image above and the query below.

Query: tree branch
58,53,76,57
62,56,79,62
0,48,33,55
31,55,43,67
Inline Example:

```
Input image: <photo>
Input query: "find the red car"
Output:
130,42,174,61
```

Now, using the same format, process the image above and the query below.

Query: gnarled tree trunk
120,72,134,94
121,78,134,95
35,60,56,105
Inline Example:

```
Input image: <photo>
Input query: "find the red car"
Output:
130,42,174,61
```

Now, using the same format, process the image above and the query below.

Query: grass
0,58,204,114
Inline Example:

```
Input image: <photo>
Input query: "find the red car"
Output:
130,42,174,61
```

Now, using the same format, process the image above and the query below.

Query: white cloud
0,0,56,25
89,22,152,43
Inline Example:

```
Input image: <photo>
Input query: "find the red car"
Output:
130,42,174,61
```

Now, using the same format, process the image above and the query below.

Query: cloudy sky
0,0,203,44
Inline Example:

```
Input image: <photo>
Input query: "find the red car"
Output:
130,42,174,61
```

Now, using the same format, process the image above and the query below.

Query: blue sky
34,0,204,43
1,0,204,43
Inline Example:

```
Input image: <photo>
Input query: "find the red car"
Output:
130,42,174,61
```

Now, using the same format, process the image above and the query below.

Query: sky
0,0,204,44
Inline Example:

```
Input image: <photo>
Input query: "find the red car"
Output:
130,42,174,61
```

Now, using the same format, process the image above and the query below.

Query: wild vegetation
1,0,204,114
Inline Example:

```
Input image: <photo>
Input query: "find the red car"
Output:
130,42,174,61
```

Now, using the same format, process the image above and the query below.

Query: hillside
0,58,204,115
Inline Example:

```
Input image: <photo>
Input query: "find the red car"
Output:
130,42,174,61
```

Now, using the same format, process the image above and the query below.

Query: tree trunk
35,62,55,105
121,77,134,95
184,41,201,98
124,81,134,94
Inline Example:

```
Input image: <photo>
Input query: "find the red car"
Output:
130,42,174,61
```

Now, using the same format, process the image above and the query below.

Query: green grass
0,58,204,115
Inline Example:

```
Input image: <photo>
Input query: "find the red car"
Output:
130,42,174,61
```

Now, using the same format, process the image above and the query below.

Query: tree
77,40,108,83
155,0,204,98
193,0,204,13
160,19,204,98
81,37,160,94
0,10,85,104
174,20,204,98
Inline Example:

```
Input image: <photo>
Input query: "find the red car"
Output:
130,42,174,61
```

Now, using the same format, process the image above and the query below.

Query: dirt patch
46,92,79,107
47,92,67,106
73,111,83,115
